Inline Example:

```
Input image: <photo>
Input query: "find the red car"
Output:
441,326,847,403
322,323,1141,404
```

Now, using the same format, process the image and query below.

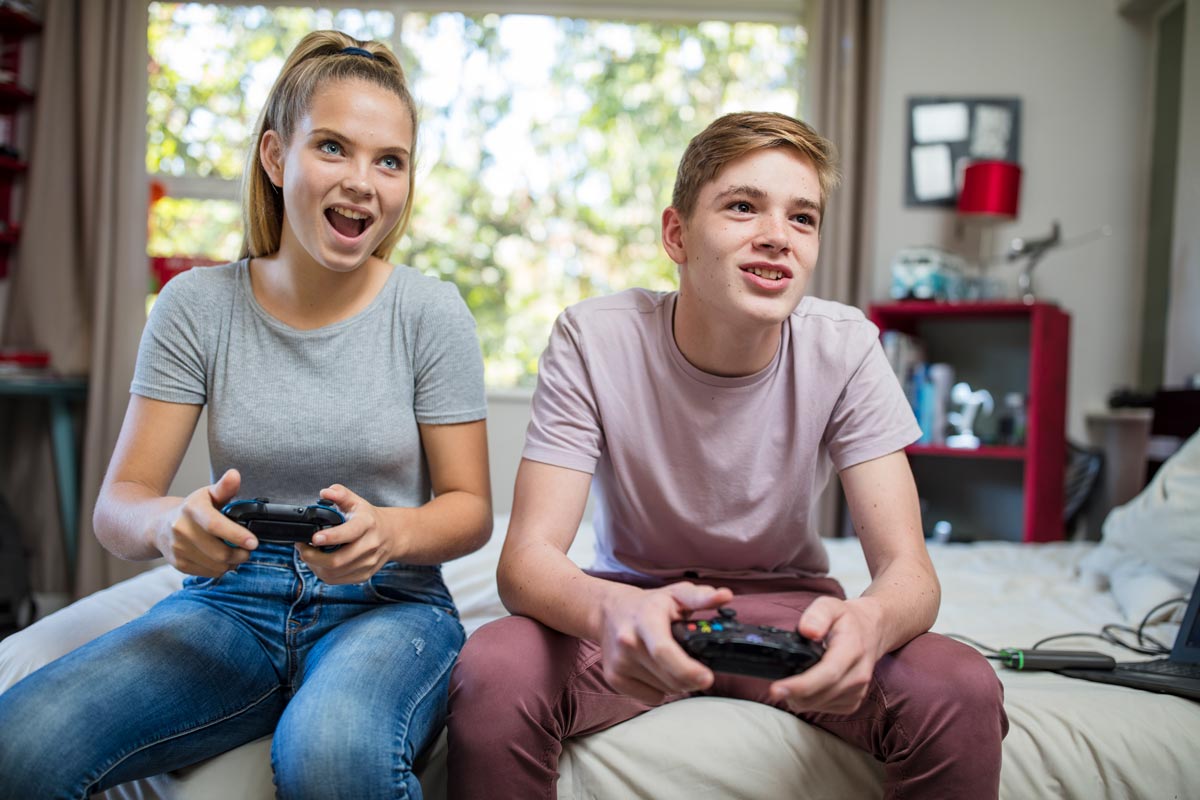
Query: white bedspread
2,524,1197,800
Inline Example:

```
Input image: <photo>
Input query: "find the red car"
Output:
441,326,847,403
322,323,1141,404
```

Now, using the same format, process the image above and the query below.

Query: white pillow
1079,430,1200,620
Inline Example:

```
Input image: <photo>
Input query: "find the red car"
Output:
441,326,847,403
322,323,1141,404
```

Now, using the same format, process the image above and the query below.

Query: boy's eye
794,214,813,226
730,201,753,213
318,141,342,156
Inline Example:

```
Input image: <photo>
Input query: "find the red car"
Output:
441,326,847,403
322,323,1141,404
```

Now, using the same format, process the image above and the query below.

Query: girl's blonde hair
240,30,417,260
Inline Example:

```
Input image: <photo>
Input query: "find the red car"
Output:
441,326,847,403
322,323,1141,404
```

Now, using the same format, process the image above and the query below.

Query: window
147,2,807,386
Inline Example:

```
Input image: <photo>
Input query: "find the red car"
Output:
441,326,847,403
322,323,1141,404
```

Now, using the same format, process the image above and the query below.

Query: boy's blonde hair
240,30,417,260
671,112,840,224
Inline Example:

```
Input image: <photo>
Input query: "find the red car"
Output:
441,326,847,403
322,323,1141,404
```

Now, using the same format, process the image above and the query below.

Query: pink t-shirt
523,289,921,581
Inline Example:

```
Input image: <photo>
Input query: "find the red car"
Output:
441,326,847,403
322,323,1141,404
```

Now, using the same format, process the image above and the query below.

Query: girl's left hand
297,483,402,584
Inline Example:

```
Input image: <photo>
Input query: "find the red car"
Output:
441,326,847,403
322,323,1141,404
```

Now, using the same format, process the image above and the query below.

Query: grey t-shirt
131,259,486,511
523,289,921,581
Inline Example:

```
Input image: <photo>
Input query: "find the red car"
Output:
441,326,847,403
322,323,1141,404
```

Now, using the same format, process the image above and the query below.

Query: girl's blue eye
319,141,342,155
381,155,402,170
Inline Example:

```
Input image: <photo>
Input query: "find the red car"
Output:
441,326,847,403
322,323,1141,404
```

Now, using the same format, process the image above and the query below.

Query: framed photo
905,96,1021,208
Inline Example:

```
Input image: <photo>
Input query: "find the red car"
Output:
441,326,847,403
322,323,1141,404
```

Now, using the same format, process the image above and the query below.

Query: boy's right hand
156,468,257,577
598,581,734,704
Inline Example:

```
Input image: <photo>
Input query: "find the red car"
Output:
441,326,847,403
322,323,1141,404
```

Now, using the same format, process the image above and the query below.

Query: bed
1,516,1197,799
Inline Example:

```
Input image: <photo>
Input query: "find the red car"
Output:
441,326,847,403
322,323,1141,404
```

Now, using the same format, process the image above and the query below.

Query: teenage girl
0,30,491,799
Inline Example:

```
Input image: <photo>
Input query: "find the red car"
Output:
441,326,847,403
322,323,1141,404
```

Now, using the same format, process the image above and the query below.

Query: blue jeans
0,543,464,800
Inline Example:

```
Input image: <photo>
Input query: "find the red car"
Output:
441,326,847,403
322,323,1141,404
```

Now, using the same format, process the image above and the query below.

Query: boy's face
663,147,822,328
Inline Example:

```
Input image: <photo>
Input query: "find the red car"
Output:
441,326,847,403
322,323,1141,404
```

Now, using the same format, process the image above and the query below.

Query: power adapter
999,648,1116,671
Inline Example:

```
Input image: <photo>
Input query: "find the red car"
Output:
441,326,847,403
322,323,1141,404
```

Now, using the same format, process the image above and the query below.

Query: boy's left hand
297,483,397,584
767,596,884,715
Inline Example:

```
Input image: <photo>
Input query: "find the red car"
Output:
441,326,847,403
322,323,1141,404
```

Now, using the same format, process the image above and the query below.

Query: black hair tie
339,46,374,59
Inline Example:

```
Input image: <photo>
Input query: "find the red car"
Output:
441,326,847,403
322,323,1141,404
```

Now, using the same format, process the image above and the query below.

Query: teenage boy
447,112,1007,799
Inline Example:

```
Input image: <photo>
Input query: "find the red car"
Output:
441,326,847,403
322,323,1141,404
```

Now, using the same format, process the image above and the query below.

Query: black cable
1136,597,1188,650
1029,631,1114,650
944,633,1002,655
947,594,1188,658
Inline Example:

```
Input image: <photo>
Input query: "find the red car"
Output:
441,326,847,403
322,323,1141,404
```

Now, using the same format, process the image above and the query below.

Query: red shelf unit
0,8,37,280
869,301,1071,542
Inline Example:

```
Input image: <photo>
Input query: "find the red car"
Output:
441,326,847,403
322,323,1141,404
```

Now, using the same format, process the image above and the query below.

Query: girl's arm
93,395,255,575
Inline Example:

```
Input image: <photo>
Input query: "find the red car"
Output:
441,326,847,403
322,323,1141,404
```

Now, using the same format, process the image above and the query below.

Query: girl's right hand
156,468,258,577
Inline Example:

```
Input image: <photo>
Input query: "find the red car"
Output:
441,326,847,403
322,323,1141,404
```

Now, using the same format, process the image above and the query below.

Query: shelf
0,82,32,111
0,7,41,36
906,444,1027,460
870,300,1070,543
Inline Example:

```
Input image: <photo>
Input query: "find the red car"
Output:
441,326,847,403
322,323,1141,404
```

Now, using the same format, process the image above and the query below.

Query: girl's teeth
331,207,368,220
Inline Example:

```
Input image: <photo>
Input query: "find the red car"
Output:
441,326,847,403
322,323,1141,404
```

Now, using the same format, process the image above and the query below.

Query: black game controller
221,498,345,552
672,607,824,681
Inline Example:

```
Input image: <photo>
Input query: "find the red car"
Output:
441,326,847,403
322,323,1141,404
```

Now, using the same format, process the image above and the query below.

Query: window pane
399,13,803,386
148,196,242,268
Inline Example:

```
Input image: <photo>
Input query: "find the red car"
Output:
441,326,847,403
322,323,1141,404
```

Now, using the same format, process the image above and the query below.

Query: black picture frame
905,96,1022,208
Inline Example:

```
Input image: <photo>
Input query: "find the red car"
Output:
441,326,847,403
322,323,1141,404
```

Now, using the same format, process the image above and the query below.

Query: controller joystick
672,607,824,681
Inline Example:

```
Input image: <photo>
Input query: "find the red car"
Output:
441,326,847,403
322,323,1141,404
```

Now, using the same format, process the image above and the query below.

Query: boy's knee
902,636,1007,740
449,616,570,730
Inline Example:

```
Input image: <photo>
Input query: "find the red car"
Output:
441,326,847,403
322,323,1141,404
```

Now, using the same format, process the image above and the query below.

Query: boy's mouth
325,206,373,240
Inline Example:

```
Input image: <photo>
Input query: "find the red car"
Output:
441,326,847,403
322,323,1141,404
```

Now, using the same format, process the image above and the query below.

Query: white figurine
946,382,994,449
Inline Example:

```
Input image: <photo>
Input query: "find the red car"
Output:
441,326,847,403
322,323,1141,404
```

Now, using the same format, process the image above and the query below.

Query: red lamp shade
958,160,1021,218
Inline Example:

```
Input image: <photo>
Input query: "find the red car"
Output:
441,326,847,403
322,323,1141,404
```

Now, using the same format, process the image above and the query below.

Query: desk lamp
957,160,1022,298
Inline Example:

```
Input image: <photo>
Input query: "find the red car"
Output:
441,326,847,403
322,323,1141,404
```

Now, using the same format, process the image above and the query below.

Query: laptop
1058,571,1200,702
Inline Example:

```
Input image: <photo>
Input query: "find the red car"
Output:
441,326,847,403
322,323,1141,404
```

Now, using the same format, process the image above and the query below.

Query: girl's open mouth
325,206,373,240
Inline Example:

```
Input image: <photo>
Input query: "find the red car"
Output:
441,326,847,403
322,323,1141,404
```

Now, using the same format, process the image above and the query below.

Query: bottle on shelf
998,392,1027,446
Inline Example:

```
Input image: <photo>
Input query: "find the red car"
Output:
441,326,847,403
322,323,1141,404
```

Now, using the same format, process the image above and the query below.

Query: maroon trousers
447,575,1008,800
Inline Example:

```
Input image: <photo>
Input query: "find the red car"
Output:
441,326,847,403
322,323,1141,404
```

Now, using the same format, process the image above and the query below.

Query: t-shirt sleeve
411,281,487,425
129,270,208,405
824,324,922,471
522,309,605,474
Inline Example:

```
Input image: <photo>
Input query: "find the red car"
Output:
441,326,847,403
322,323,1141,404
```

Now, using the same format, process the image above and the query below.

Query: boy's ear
260,130,285,188
661,206,687,266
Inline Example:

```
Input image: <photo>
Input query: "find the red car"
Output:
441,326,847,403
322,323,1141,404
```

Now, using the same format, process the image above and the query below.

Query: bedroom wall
866,0,1159,441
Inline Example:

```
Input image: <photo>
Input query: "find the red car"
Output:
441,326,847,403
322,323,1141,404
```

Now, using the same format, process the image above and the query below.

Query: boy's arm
498,458,731,703
837,448,940,654
769,449,939,714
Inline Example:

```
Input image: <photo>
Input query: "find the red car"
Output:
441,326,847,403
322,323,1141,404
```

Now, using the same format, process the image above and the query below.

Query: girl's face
261,77,413,274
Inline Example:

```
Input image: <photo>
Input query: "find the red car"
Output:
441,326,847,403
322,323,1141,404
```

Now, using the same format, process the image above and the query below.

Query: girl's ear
661,206,687,266
260,130,285,188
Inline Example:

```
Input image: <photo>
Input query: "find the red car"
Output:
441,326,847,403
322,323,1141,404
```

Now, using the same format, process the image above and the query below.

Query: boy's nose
755,214,790,252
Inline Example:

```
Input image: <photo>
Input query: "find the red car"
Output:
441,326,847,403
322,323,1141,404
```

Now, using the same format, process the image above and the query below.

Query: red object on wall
957,160,1022,219
150,256,226,291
